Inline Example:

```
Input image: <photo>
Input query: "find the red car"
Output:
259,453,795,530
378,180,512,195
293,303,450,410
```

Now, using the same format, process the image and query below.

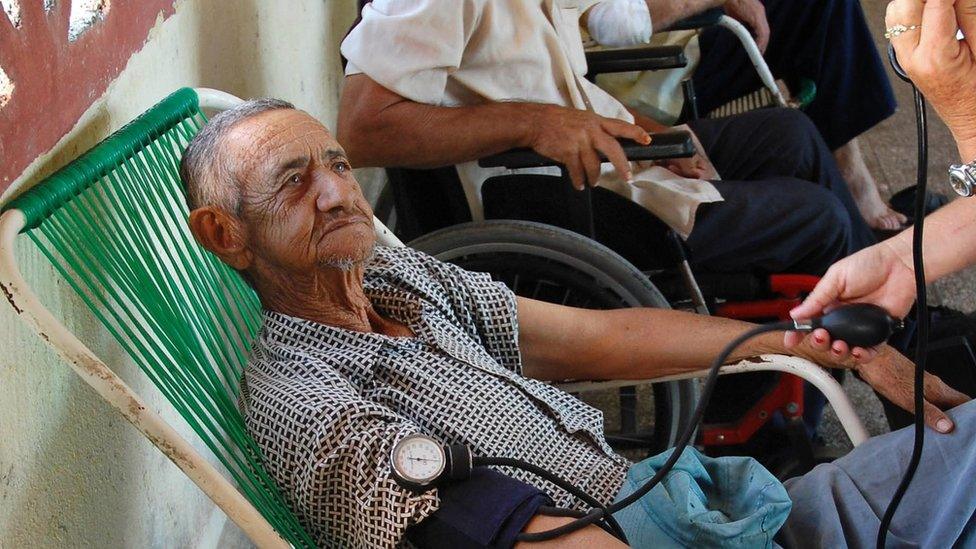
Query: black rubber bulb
806,304,903,348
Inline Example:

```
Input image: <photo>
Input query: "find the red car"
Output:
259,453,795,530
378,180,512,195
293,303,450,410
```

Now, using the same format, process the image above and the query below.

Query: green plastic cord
13,88,315,548
794,78,817,110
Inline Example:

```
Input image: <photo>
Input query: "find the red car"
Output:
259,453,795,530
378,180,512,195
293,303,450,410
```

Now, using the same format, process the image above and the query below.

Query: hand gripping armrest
664,7,724,31
478,132,695,170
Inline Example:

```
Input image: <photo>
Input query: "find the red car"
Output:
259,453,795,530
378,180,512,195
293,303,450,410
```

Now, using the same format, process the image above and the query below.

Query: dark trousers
682,108,874,435
685,107,876,276
692,0,897,150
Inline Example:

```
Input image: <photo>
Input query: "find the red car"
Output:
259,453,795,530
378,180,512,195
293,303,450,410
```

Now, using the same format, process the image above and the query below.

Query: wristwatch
948,158,976,197
390,434,447,491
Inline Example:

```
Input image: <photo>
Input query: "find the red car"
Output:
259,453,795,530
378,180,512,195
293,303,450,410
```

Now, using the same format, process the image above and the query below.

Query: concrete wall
0,1,379,546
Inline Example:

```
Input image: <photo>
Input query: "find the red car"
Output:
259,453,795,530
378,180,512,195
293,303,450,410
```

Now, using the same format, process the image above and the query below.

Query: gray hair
180,98,295,212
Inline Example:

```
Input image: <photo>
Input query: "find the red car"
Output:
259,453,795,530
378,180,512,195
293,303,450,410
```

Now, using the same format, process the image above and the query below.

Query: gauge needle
408,457,436,463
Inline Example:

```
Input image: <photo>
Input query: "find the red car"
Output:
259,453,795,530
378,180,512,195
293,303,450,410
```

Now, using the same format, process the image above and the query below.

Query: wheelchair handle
664,7,724,31
479,132,696,170
585,45,688,77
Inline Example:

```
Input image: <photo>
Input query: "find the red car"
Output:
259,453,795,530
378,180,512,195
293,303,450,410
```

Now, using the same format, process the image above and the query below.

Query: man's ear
188,206,253,271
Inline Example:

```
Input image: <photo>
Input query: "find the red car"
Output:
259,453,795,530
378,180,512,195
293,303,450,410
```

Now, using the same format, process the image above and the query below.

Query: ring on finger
885,23,921,39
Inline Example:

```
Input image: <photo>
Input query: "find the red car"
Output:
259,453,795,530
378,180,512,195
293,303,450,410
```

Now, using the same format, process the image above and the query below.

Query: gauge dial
390,434,446,489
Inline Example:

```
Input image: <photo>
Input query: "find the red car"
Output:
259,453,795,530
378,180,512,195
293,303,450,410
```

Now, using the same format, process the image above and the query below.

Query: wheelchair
378,47,840,474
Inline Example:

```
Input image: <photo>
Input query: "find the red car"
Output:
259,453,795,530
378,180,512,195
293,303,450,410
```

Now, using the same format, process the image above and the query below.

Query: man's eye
334,161,351,173
287,173,302,185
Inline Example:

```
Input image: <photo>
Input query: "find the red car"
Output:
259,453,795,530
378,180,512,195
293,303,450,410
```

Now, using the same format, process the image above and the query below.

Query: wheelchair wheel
409,220,699,453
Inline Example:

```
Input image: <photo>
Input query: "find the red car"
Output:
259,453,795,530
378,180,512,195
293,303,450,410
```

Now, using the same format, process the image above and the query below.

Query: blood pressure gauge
390,434,447,491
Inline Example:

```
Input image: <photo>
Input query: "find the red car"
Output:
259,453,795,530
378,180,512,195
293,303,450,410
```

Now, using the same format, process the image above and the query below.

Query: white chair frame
0,88,865,549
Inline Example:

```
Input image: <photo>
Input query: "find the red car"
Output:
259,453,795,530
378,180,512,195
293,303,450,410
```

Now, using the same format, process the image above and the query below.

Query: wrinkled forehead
222,109,340,180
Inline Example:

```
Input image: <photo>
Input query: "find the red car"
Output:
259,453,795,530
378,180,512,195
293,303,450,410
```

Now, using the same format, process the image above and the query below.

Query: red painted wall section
0,0,177,192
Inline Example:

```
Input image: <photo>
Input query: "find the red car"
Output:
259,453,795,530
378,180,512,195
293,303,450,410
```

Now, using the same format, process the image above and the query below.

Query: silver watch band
948,159,976,197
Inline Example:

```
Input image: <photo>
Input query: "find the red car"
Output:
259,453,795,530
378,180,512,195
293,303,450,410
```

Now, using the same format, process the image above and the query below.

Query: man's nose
311,169,356,214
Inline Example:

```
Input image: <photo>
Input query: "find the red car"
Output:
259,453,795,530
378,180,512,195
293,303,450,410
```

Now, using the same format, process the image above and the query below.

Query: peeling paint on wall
0,0,20,28
68,0,110,42
0,0,177,192
0,65,12,110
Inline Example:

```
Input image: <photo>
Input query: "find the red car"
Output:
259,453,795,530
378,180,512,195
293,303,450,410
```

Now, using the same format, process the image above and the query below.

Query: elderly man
337,0,876,277
183,100,976,548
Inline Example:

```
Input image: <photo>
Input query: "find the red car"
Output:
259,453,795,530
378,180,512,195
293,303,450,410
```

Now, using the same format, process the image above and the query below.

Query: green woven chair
0,87,400,548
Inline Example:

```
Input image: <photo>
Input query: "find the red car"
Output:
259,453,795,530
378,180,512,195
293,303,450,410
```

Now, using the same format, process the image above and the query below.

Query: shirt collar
258,308,421,354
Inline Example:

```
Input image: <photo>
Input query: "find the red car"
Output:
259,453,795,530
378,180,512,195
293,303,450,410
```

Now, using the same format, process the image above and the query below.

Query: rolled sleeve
416,249,523,374
340,0,478,104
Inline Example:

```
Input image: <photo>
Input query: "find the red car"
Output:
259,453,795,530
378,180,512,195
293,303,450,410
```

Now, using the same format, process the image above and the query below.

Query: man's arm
515,514,628,548
517,296,779,381
337,74,650,189
516,297,969,432
636,0,768,52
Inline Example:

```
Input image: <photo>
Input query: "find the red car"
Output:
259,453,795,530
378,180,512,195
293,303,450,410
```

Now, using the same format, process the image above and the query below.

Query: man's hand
856,346,969,433
725,0,770,53
526,104,651,190
656,125,720,180
775,331,969,433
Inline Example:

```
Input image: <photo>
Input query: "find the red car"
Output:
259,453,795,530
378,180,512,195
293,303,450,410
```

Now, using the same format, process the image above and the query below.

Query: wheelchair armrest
478,132,695,170
663,7,724,31
585,45,686,78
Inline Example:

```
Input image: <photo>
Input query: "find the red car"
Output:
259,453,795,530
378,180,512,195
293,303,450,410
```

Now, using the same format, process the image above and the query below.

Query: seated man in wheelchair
181,99,975,548
587,0,907,230
336,0,876,278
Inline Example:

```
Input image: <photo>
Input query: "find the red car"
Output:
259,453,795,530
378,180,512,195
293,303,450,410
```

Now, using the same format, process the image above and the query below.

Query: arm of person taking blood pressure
787,0,976,348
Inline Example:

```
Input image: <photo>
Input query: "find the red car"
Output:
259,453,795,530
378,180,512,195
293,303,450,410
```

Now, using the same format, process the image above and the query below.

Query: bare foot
834,139,908,231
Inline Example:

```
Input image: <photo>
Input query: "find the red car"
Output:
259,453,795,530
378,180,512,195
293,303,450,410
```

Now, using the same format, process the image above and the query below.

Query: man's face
225,109,375,274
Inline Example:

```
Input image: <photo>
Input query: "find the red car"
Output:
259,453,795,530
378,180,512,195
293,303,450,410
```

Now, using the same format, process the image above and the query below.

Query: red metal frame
703,274,819,446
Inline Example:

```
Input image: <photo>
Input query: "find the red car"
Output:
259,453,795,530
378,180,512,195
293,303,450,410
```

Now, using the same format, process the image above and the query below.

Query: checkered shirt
239,246,630,548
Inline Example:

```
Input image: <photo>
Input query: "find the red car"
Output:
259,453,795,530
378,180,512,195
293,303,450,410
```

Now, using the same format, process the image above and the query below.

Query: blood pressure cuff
405,467,552,548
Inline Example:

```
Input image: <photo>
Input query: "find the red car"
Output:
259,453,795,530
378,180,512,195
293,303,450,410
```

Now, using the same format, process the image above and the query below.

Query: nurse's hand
784,240,916,350
886,0,976,158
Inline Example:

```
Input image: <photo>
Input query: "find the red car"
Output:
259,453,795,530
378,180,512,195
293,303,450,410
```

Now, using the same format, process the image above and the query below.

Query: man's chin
318,242,376,272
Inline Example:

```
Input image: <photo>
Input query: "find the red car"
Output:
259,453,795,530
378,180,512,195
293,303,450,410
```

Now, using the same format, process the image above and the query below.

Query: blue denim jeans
612,447,791,548
613,401,976,548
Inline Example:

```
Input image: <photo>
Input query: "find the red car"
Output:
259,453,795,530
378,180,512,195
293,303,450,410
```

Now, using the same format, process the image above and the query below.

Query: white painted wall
0,0,378,546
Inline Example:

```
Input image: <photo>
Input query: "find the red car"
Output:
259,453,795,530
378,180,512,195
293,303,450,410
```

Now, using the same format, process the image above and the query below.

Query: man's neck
253,263,409,336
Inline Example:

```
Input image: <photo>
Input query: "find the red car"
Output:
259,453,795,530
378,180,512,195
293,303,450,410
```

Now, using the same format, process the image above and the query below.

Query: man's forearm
582,308,783,380
519,300,782,381
337,74,540,168
645,0,725,30
515,514,628,548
